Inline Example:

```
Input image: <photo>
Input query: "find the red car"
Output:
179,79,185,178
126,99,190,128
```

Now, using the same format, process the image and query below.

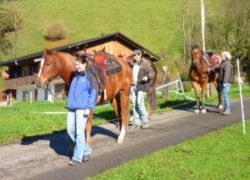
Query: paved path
0,99,249,180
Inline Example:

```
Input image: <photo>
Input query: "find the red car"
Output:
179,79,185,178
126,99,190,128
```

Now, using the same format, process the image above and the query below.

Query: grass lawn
0,100,116,145
88,120,250,179
0,83,249,145
156,83,250,112
0,0,223,61
0,0,184,61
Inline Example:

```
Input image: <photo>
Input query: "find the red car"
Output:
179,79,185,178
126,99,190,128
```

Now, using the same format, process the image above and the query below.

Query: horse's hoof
201,109,207,113
218,105,224,110
194,109,200,113
117,137,124,144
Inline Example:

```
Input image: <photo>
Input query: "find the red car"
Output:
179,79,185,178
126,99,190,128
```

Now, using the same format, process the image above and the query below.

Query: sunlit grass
88,120,250,179
0,0,184,61
0,83,249,144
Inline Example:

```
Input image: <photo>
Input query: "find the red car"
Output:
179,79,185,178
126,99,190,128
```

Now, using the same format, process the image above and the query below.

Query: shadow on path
20,123,118,157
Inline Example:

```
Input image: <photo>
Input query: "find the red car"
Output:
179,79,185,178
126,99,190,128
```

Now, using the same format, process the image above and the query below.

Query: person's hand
84,109,90,116
142,76,148,82
223,83,227,87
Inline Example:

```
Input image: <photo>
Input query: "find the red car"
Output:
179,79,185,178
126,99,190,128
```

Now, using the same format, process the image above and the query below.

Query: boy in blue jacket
67,56,98,165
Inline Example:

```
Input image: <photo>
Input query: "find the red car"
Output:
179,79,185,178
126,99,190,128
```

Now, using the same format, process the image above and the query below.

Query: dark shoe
69,159,81,165
82,155,91,162
222,110,231,115
141,123,149,129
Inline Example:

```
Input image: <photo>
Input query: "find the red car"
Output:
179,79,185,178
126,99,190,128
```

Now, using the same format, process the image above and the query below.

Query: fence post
177,73,185,96
162,66,169,97
237,59,246,135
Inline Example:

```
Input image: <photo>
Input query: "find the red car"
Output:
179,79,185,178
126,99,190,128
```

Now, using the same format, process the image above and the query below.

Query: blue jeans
131,85,148,125
221,83,231,111
67,110,92,162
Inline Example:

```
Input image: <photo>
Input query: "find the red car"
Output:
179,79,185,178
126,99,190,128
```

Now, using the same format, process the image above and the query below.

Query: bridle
191,48,210,68
42,54,57,84
191,47,211,78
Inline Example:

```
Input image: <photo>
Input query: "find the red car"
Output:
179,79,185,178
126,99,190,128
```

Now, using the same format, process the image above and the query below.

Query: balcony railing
4,73,38,90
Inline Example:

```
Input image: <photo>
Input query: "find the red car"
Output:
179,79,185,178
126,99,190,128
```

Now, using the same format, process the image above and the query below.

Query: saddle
87,56,122,96
205,52,221,69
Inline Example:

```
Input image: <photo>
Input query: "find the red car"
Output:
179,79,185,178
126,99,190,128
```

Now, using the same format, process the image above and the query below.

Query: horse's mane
57,52,76,70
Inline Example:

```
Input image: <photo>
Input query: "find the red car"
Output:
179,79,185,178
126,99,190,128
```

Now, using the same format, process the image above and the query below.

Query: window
21,66,29,76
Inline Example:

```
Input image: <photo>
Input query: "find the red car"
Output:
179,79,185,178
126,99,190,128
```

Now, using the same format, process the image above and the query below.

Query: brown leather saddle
86,56,122,95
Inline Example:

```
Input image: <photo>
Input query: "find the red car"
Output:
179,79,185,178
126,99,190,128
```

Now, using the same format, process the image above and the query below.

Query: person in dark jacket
130,50,156,128
67,56,98,165
219,51,234,115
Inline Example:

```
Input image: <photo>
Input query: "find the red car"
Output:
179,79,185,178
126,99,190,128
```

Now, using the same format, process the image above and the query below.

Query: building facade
0,32,160,101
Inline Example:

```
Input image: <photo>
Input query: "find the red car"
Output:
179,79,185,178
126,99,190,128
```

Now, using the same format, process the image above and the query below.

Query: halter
191,48,211,67
191,47,211,78
42,54,57,83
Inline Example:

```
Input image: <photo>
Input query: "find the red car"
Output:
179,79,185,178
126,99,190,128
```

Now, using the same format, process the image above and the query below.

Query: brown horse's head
191,45,203,68
36,49,61,87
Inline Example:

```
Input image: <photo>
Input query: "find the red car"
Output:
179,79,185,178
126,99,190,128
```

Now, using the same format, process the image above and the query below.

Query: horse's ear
101,47,105,52
44,48,53,55
191,45,198,49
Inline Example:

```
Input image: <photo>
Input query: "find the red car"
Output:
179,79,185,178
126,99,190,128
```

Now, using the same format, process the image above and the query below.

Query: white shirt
132,64,140,84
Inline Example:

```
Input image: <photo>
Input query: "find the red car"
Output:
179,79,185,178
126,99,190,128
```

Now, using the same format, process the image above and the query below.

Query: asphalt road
0,98,249,180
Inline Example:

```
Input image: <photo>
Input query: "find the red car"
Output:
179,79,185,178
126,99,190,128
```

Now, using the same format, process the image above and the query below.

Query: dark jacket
136,58,156,92
219,59,234,83
67,69,98,110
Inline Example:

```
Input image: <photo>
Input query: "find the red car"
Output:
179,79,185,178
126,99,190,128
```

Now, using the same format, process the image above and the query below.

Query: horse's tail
147,85,157,112
147,61,157,114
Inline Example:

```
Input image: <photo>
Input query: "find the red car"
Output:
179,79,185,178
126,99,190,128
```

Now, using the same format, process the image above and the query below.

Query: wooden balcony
4,73,38,90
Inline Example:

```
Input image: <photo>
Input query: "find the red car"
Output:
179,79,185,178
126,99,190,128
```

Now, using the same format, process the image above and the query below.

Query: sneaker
222,110,231,115
68,159,81,165
82,155,91,162
141,123,149,129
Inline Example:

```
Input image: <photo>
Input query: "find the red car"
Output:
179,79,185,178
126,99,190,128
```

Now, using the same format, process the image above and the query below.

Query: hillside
1,0,187,61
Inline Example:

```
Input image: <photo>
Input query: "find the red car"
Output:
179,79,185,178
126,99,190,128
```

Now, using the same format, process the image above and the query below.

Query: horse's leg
117,90,130,144
85,112,93,146
110,96,121,128
147,86,157,116
111,98,119,117
200,82,207,113
147,93,152,116
192,81,200,113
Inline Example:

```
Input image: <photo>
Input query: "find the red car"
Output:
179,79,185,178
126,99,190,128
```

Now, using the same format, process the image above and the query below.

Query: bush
182,81,192,92
44,21,67,40
0,7,22,33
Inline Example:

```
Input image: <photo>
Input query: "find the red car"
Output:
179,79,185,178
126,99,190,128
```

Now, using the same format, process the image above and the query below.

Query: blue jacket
67,70,98,110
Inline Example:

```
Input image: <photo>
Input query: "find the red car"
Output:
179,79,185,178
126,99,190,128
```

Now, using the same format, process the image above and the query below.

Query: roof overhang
0,32,160,66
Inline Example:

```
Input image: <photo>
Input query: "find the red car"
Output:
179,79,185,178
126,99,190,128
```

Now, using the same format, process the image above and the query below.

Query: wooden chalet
0,32,160,101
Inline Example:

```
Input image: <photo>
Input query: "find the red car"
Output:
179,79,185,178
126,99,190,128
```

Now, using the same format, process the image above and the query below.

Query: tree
181,0,201,63
0,6,22,58
206,0,250,64
181,0,250,80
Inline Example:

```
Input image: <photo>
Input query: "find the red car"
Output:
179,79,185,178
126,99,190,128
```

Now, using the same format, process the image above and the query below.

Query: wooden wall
86,40,133,61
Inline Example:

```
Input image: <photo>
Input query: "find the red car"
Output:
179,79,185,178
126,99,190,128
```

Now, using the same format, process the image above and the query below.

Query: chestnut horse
37,49,132,144
189,45,223,113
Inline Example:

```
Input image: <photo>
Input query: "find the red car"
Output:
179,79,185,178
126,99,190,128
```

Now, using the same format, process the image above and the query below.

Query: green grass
0,83,249,145
0,100,115,144
0,0,192,60
88,120,250,179
0,0,229,61
156,83,250,112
